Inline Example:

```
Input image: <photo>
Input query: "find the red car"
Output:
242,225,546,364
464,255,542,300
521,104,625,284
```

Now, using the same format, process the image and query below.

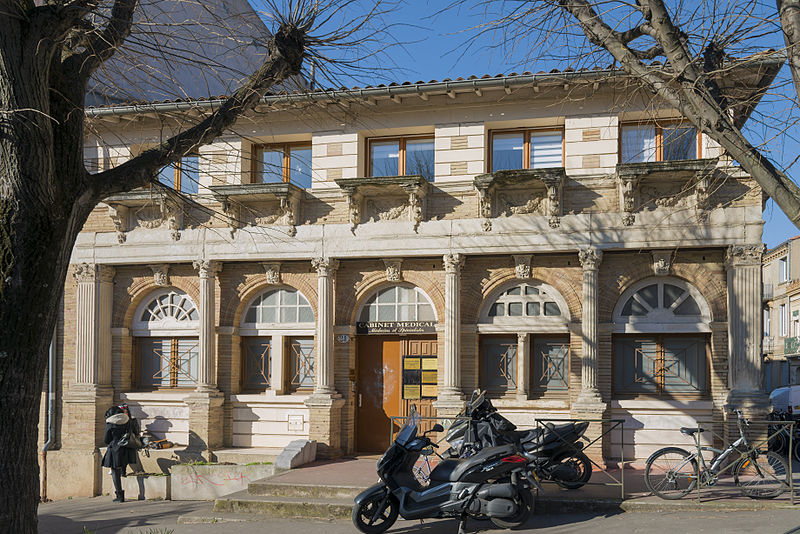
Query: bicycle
644,410,790,500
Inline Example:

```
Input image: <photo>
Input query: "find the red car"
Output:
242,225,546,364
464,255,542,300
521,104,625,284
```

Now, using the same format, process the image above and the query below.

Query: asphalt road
38,497,800,534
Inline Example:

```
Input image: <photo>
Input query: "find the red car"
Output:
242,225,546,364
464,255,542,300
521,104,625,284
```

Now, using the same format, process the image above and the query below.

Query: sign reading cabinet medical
355,321,437,335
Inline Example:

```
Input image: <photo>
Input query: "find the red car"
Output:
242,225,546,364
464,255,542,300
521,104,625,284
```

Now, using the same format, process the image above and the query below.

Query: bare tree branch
778,0,800,104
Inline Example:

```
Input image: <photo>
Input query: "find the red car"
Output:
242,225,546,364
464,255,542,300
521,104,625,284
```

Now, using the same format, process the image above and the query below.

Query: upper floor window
158,154,199,195
369,136,434,181
490,129,563,172
779,256,789,283
620,122,699,164
780,303,788,337
254,143,312,188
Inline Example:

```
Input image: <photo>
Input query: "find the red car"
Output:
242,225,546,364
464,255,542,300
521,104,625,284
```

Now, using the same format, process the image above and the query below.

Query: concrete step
247,479,368,500
214,489,354,519
213,447,281,465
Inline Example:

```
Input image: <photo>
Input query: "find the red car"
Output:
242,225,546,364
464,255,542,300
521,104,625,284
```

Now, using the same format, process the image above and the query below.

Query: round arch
612,276,711,333
355,283,438,324
478,279,571,333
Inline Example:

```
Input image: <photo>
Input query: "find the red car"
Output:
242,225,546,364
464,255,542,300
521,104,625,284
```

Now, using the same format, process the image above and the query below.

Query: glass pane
663,126,696,161
377,287,396,304
544,302,561,316
674,296,701,315
527,302,541,316
621,297,648,316
260,306,276,323
282,290,298,305
245,337,270,388
621,125,656,163
405,139,435,181
489,303,505,317
179,155,199,195
492,133,524,171
263,291,278,305
244,307,256,323
418,305,435,321
663,337,705,392
533,339,569,391
397,286,412,303
481,336,517,390
281,306,298,323
507,286,521,295
371,140,399,177
377,304,395,321
614,338,658,393
289,337,315,389
289,146,312,188
508,302,523,316
158,165,175,188
260,148,284,183
530,132,562,168
175,339,198,386
298,306,314,323
525,286,539,295
663,284,684,308
638,284,659,309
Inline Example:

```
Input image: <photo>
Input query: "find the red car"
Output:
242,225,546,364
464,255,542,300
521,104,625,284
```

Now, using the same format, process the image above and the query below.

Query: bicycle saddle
680,427,705,436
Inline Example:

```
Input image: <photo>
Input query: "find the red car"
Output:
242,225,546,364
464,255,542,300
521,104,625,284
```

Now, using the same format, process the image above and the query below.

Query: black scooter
352,408,536,534
445,390,592,489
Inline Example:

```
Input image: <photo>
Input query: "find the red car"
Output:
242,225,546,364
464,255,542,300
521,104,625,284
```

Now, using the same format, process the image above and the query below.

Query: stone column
311,257,339,395
192,260,222,391
306,257,344,459
441,253,465,399
61,263,115,496
185,260,224,453
576,248,604,406
725,245,769,412
516,333,530,401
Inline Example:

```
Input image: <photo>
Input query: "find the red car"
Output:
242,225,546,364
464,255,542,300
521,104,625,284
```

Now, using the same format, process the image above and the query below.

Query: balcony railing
785,336,800,356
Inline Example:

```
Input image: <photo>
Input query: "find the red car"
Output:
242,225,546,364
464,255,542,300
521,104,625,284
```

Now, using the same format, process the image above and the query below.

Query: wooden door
356,336,402,452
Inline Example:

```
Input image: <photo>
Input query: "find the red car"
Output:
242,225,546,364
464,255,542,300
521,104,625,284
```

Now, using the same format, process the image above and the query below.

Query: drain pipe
40,327,56,502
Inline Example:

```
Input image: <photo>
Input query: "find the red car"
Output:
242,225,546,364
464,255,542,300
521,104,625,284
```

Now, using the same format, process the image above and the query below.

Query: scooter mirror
431,423,444,433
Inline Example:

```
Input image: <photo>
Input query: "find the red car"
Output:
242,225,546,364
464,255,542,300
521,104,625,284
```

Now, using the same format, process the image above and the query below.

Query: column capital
312,257,339,277
725,244,765,269
73,263,97,283
443,253,465,274
517,332,528,344
193,259,222,278
578,248,602,271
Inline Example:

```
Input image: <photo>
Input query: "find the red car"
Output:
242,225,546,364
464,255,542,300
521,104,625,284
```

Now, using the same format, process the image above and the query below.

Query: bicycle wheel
768,428,787,455
794,438,800,464
644,447,698,500
734,451,790,499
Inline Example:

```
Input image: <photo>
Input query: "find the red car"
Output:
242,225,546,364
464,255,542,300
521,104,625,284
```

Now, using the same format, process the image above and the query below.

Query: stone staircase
212,478,369,519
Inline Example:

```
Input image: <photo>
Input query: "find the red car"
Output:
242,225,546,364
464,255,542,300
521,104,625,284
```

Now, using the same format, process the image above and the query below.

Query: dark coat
102,414,140,469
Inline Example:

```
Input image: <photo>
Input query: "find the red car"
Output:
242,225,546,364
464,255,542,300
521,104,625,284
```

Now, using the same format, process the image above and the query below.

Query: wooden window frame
618,120,703,163
252,142,312,184
488,127,565,172
366,135,435,178
158,154,199,193
612,334,710,399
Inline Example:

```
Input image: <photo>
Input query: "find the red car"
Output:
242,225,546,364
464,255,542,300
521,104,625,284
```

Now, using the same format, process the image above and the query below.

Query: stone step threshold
248,480,366,499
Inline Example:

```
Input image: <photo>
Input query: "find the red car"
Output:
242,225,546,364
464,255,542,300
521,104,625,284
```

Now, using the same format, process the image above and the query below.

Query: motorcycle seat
500,428,543,443
448,444,517,481
429,459,459,482
521,422,580,451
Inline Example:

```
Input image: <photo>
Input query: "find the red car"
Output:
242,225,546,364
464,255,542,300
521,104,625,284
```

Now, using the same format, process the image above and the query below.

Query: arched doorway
355,284,438,452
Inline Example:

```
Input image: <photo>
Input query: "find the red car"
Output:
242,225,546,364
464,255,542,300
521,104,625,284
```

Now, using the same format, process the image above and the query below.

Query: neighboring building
43,59,779,498
763,236,800,391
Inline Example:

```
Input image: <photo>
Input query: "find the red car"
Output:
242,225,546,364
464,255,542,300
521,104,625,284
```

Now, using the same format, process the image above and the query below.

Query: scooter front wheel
489,488,533,529
352,490,399,534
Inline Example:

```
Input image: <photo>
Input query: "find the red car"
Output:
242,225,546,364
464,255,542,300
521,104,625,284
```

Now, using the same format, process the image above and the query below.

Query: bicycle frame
668,417,752,486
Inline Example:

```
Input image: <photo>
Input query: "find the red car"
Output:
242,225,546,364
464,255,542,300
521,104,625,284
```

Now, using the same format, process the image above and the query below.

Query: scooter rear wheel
489,488,533,529
352,491,399,534
552,451,592,490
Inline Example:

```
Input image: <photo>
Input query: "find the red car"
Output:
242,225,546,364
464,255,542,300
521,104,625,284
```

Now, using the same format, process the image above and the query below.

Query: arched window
613,278,710,397
358,285,436,322
240,288,315,392
478,281,570,396
133,290,199,389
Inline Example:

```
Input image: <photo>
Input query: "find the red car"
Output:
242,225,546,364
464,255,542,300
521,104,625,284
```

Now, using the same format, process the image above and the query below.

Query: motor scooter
352,407,536,534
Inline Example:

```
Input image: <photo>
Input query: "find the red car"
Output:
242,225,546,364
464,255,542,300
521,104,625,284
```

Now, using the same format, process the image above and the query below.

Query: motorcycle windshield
394,409,419,447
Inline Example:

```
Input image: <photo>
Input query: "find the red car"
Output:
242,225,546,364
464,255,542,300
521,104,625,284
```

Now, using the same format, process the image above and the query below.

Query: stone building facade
763,236,800,390
43,66,773,497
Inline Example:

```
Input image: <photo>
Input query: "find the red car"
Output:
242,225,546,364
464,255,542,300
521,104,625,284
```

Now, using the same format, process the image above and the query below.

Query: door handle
359,394,362,408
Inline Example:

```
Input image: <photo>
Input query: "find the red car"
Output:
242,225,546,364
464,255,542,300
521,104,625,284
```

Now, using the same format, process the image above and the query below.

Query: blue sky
312,0,800,248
